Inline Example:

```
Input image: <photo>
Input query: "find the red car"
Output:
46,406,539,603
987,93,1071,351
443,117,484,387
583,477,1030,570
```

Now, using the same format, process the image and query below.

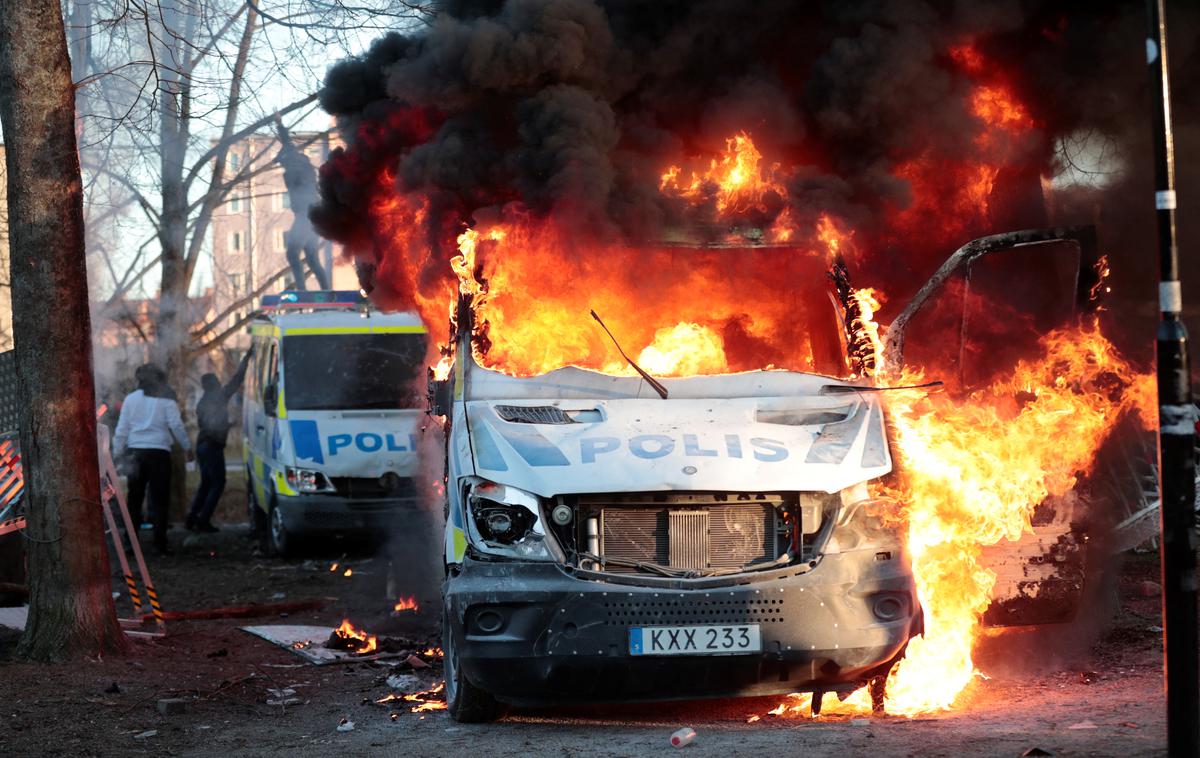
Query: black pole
1147,2,1199,755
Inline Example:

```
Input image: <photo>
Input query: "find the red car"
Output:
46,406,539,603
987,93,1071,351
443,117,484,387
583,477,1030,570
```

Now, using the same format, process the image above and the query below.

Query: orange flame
816,213,854,262
333,619,378,654
393,596,420,613
752,323,1153,719
660,131,787,216
849,287,886,376
631,322,728,377
971,85,1034,131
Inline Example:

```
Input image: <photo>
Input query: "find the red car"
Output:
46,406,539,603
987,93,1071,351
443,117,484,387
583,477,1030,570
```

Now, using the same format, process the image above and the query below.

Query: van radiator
589,493,788,573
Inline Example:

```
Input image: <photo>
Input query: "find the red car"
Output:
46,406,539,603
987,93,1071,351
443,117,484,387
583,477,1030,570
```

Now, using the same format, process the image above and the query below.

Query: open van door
881,226,1110,627
882,226,1101,380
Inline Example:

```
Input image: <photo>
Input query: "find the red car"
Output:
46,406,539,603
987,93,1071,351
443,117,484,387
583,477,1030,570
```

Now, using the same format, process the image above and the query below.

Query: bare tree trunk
0,0,127,659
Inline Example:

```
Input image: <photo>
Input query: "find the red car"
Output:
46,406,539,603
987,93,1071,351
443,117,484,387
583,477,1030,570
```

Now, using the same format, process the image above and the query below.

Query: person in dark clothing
114,364,193,556
274,118,330,291
186,349,253,532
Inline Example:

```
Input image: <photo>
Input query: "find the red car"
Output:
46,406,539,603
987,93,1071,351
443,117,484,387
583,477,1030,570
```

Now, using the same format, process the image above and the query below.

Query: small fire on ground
329,619,377,655
376,682,448,713
393,596,420,613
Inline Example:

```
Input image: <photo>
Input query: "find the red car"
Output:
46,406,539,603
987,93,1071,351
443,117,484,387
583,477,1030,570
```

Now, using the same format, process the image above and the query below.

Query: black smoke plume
312,0,1200,357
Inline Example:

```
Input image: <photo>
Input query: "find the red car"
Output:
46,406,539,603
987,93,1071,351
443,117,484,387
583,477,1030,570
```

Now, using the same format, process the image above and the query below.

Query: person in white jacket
113,364,193,555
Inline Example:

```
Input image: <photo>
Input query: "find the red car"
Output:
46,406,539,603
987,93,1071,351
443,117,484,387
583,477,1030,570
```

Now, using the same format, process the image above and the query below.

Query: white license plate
628,624,761,656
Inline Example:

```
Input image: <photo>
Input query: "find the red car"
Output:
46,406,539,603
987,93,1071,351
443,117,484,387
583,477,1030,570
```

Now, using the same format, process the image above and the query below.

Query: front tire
268,499,294,558
443,604,503,723
249,477,270,552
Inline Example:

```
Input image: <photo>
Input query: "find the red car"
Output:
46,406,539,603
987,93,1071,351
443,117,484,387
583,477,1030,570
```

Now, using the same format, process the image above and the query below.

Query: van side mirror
263,383,279,416
429,378,451,417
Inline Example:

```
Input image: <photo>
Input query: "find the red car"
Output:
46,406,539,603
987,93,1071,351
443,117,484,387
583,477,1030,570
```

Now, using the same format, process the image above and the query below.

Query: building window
229,195,242,212
281,191,291,210
278,228,288,251
230,231,242,252
230,273,242,295
230,152,241,171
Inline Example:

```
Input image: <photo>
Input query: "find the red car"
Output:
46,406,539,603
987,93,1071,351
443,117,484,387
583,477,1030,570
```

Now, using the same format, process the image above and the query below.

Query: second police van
243,290,428,555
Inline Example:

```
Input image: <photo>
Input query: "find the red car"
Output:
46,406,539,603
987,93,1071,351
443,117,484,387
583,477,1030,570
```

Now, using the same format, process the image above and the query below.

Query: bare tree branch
189,266,290,354
183,92,318,193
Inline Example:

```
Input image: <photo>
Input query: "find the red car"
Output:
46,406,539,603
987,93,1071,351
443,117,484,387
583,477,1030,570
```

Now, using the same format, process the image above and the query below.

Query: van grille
328,476,417,500
589,493,789,573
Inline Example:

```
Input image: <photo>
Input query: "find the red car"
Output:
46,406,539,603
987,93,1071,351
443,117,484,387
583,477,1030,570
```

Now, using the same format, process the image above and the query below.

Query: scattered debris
1066,720,1097,730
670,727,697,747
390,713,398,722
1137,580,1161,597
745,715,761,723
243,624,439,666
1120,722,1140,729
1078,671,1098,685
336,717,355,732
266,687,301,706
386,674,422,692
104,682,120,694
1021,749,1054,757
206,648,228,659
132,730,158,740
850,718,871,727
156,698,189,715
405,654,431,670
1148,625,1164,633
378,682,447,713
271,592,286,600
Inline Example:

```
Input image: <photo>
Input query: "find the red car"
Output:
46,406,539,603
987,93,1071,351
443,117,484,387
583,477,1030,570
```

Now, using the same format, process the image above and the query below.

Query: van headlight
466,480,555,561
286,466,336,494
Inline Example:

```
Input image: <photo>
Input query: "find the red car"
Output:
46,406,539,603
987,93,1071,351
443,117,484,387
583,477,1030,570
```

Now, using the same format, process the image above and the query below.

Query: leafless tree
65,0,432,387
0,0,128,660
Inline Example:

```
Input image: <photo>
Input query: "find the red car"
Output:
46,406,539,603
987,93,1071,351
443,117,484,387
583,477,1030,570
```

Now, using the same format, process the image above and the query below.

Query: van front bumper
274,493,421,536
444,549,921,706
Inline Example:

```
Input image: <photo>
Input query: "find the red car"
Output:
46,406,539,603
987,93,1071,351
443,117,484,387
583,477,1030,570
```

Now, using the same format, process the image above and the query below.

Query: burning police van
434,227,1105,722
243,291,427,556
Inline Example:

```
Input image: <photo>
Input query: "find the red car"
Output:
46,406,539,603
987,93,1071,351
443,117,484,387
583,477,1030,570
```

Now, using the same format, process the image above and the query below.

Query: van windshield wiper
819,380,944,395
590,310,669,400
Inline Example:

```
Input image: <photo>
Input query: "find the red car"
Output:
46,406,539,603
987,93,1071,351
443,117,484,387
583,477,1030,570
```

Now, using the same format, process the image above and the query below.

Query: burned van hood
461,368,892,497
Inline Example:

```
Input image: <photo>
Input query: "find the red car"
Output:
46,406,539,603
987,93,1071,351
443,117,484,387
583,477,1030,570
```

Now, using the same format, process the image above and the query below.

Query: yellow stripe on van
282,326,427,336
275,469,299,497
249,324,280,337
451,526,467,562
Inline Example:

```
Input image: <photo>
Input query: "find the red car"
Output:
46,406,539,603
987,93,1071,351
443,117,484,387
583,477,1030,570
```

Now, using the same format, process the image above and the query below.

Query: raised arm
224,347,254,400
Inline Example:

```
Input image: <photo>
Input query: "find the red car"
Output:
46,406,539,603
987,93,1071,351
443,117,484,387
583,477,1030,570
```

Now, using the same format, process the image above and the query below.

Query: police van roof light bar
260,290,367,312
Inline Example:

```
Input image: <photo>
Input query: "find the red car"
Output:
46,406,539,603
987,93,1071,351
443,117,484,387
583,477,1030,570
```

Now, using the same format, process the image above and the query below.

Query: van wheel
268,500,294,558
443,606,503,722
249,484,269,553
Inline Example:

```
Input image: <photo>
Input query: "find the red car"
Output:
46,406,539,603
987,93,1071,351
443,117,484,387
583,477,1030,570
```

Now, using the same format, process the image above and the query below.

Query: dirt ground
0,502,1175,757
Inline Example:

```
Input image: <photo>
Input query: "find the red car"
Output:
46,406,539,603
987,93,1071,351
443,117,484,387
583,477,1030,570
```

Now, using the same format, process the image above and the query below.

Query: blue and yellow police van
243,290,427,556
